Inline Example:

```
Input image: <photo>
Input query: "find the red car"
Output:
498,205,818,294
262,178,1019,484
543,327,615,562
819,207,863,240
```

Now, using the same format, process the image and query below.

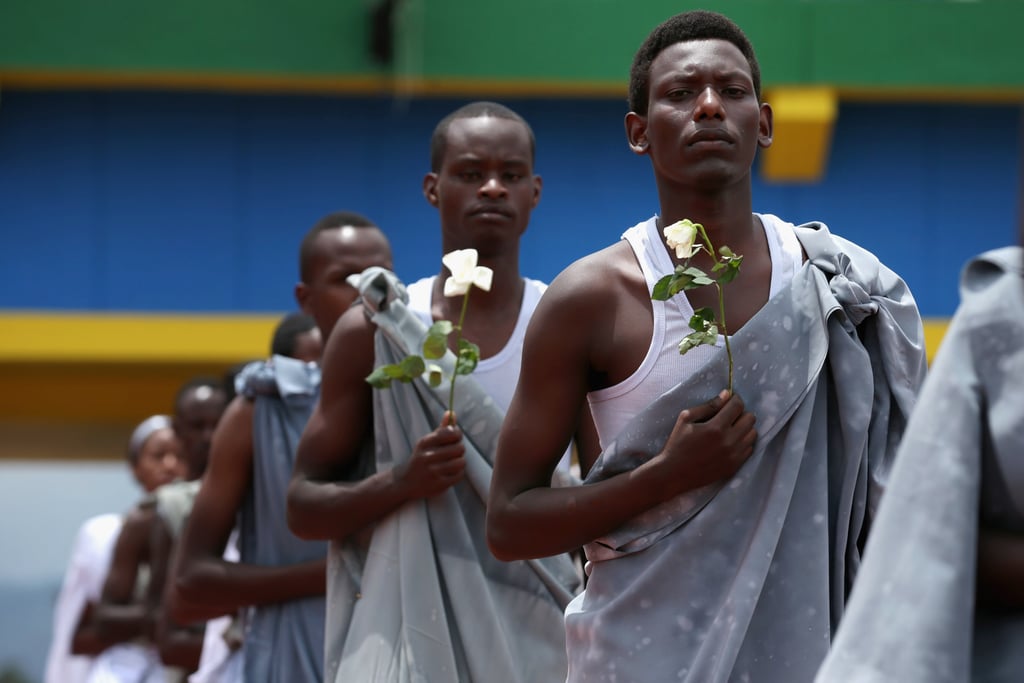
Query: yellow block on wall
761,87,838,183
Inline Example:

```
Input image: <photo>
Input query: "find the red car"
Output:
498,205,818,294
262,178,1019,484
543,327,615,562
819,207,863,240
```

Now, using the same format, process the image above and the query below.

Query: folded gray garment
816,246,1024,683
324,267,582,683
565,221,927,683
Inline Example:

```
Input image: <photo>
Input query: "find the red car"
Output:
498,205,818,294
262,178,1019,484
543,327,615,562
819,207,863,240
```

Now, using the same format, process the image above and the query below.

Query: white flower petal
471,266,493,292
442,248,478,275
444,276,469,297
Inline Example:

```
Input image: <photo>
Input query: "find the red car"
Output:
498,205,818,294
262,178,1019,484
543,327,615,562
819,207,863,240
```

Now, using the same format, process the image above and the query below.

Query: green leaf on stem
426,363,444,388
368,354,428,387
422,320,454,359
455,339,480,376
652,274,674,301
398,354,425,379
677,307,719,355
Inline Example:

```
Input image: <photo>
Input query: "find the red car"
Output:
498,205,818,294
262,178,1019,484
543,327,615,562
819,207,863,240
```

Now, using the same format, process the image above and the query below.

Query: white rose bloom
663,219,702,259
442,248,494,297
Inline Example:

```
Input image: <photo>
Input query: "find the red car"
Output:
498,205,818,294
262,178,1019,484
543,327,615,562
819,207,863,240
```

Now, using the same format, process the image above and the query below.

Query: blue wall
0,90,1018,317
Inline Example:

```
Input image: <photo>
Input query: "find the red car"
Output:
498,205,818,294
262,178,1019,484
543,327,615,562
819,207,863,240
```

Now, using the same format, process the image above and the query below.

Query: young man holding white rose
485,10,928,683
287,101,583,683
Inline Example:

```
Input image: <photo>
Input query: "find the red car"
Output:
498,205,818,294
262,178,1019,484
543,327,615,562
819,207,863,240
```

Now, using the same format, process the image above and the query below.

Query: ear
423,173,439,207
531,174,542,209
625,111,650,156
294,282,311,314
758,102,774,149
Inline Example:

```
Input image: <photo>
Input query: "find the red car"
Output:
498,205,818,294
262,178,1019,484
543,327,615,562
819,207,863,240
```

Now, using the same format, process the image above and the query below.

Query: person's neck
656,184,756,251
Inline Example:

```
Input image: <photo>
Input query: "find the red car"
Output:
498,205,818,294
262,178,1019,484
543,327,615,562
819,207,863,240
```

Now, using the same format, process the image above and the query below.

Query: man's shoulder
534,242,640,323
553,241,633,287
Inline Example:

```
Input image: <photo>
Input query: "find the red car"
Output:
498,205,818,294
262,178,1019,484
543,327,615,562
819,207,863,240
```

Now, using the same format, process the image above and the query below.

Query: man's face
630,39,771,191
132,427,187,493
297,226,393,341
174,386,227,478
424,116,541,260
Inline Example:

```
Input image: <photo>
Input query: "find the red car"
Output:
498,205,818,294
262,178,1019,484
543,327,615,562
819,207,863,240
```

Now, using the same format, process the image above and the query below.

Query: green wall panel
2,0,1022,93
0,0,382,77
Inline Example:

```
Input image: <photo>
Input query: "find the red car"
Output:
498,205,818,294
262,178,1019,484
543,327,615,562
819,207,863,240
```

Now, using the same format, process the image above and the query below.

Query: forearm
157,621,204,671
977,526,1024,609
70,605,121,655
92,602,155,642
488,459,683,561
287,468,414,541
175,557,326,618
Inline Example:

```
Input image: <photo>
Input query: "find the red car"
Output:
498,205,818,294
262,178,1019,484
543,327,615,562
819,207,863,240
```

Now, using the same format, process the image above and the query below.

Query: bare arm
149,519,203,671
287,304,467,541
170,397,326,624
487,256,757,561
93,506,156,642
70,602,119,656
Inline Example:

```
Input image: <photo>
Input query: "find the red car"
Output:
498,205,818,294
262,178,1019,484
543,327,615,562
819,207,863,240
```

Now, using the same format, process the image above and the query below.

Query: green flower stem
716,282,733,393
447,288,472,424
698,223,733,393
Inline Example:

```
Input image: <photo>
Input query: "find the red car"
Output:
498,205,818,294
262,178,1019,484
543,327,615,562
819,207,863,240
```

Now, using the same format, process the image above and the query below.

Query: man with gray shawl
816,246,1024,683
288,102,584,682
170,214,394,683
486,10,927,683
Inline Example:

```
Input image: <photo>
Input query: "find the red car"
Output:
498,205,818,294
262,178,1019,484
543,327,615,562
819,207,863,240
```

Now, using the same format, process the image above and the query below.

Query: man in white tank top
288,102,586,682
487,10,927,683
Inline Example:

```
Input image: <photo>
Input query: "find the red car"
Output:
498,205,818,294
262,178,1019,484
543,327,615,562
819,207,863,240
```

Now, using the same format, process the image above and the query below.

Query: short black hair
298,211,379,283
173,376,224,415
429,101,536,172
628,10,762,115
270,312,317,358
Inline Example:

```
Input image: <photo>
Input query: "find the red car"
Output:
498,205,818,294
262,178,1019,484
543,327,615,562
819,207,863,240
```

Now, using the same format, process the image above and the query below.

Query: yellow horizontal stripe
0,312,281,363
0,312,951,364
0,314,950,429
4,69,1023,103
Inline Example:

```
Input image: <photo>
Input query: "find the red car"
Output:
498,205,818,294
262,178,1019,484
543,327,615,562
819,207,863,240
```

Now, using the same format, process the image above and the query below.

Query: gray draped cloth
816,247,1024,683
235,357,328,682
564,222,927,683
323,267,582,683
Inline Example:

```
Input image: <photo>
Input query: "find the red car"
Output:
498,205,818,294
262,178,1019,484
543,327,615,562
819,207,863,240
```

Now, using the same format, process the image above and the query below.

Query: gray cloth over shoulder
565,222,927,683
235,356,328,683
322,267,582,683
816,246,1024,683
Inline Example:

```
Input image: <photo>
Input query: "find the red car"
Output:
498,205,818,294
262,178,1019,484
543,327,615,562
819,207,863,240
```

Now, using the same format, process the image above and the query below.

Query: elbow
168,576,198,624
170,565,223,623
485,508,525,563
286,480,324,541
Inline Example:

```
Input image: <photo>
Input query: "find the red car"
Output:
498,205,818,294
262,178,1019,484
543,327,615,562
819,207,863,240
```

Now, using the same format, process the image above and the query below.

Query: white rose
663,219,702,259
442,248,494,297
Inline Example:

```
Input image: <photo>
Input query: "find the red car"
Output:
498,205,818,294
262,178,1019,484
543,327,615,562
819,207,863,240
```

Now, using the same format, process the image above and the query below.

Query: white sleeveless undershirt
406,276,574,475
587,213,805,450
